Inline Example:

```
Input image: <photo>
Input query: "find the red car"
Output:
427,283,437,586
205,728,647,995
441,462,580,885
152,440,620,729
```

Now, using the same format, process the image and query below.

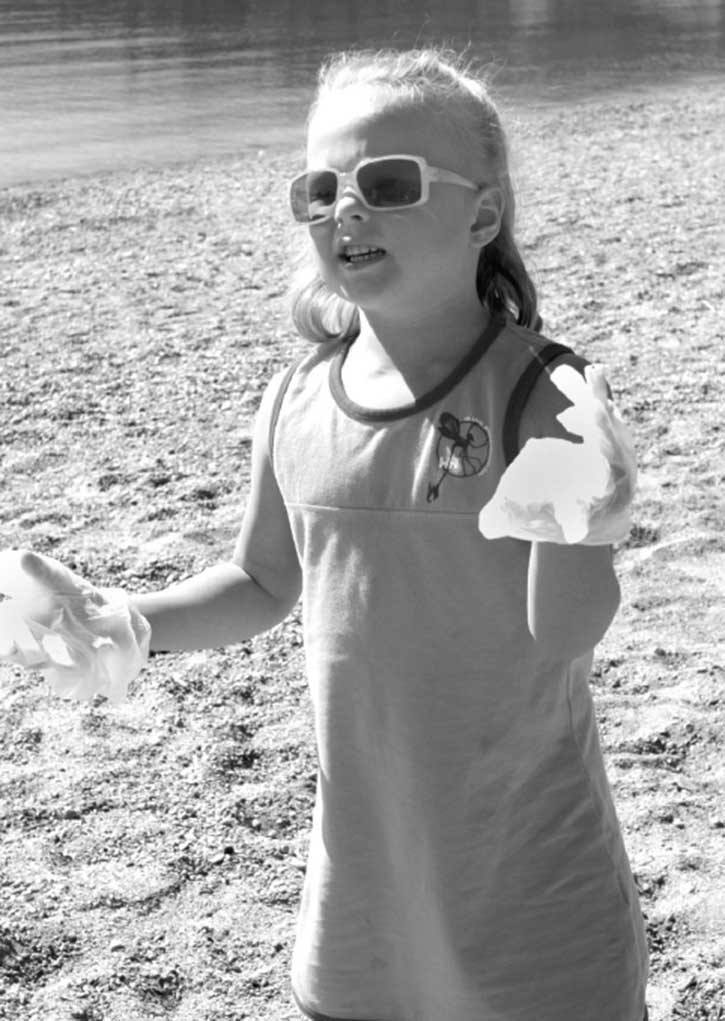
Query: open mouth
341,244,386,265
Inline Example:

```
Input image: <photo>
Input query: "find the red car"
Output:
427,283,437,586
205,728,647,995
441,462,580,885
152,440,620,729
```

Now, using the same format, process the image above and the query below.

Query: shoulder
260,341,345,459
502,322,594,446
498,318,586,371
492,319,589,452
261,342,340,414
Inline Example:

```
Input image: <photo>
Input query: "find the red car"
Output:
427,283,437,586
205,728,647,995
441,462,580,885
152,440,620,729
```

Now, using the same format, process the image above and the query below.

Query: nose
334,187,370,225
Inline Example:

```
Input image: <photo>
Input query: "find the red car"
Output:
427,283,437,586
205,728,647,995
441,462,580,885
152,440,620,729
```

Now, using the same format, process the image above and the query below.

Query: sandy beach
1,79,724,1021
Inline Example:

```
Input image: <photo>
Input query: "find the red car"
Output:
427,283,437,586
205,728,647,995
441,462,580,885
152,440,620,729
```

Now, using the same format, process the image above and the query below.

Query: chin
341,270,399,307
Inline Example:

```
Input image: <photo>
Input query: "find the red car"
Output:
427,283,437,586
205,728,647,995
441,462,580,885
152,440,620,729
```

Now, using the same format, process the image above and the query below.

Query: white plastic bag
0,550,150,703
478,364,637,545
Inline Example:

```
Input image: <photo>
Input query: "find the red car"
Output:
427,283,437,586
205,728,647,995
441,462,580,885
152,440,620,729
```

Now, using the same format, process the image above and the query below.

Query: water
1,0,723,188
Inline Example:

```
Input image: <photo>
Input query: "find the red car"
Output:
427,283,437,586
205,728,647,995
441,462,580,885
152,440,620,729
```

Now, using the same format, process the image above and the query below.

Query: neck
356,296,491,384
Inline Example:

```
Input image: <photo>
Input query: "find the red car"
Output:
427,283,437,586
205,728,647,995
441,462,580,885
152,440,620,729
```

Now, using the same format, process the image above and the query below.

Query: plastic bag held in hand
0,550,151,703
478,364,637,545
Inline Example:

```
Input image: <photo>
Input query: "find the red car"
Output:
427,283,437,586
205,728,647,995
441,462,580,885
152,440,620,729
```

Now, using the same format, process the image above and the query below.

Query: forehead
307,86,462,171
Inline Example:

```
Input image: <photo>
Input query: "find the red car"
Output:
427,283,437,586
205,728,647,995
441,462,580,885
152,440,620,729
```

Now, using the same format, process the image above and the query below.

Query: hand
478,364,637,545
0,550,150,703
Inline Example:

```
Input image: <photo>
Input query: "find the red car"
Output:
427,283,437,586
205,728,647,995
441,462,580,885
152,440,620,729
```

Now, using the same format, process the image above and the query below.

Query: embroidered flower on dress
427,413,490,502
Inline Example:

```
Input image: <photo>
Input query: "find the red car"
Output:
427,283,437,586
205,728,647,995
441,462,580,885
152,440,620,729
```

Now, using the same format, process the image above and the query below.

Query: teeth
342,244,385,263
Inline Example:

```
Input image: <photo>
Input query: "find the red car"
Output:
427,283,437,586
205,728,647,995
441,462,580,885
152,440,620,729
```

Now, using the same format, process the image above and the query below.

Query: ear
470,187,503,249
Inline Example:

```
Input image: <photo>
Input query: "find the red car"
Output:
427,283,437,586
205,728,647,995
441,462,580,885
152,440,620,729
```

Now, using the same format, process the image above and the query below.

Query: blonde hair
289,47,539,343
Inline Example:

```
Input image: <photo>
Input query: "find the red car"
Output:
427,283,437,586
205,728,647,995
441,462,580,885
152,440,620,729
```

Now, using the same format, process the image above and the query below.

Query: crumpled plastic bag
0,550,150,703
478,364,637,545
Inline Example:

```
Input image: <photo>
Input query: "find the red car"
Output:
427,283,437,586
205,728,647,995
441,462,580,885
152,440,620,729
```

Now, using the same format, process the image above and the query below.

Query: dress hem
292,985,649,1021
293,984,388,1021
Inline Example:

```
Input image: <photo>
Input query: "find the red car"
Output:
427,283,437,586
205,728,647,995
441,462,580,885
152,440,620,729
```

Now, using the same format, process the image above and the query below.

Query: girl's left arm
520,359,621,659
527,541,620,659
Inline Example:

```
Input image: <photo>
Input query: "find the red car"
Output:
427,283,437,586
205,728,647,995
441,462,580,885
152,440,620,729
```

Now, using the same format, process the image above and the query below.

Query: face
304,87,494,322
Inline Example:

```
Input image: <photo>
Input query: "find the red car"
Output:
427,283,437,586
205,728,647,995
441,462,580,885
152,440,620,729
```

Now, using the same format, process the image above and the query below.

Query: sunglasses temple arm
429,167,480,190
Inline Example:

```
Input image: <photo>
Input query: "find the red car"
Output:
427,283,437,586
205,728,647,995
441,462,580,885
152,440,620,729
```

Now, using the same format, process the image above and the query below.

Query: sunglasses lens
358,158,423,207
290,170,337,222
290,159,426,222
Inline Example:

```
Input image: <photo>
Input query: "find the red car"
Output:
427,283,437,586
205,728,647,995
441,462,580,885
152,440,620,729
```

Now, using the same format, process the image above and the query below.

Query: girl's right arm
131,373,301,652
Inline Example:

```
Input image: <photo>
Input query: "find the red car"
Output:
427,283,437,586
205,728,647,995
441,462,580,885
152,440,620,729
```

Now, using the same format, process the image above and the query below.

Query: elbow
579,569,621,651
243,562,302,633
528,568,621,661
269,580,302,626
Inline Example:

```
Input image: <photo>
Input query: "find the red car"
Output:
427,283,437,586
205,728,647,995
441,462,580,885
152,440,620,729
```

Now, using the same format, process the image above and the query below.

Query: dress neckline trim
328,314,506,424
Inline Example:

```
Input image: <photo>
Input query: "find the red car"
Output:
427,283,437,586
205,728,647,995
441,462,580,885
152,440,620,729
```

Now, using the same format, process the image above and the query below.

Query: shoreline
1,71,723,195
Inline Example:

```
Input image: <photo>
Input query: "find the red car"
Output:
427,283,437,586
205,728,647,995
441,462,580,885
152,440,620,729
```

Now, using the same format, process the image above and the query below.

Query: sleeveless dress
268,315,649,1021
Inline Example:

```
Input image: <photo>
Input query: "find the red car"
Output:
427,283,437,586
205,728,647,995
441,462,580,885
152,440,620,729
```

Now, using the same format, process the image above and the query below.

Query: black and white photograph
1,3,723,1020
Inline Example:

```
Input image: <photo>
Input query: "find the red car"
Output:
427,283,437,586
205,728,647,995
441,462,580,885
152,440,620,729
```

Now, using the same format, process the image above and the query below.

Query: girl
1,48,647,1021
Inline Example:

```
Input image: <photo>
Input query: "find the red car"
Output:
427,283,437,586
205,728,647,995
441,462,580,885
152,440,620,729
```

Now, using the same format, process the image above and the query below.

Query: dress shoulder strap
502,341,588,466
267,360,302,467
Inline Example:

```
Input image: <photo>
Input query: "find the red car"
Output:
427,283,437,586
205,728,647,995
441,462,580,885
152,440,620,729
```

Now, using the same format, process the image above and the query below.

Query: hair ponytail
477,219,541,331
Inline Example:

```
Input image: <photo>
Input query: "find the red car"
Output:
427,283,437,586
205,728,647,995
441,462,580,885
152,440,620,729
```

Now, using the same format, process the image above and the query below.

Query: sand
0,79,724,1021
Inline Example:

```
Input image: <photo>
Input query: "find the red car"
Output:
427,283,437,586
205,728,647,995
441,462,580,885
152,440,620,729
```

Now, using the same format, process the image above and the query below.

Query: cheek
401,201,468,244
308,227,335,273
307,226,347,293
308,225,328,258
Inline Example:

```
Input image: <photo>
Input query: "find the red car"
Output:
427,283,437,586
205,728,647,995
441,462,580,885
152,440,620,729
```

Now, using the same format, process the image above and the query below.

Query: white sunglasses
289,154,480,223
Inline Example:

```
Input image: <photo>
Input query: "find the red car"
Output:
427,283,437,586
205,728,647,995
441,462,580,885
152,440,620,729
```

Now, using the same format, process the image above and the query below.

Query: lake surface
1,0,724,188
